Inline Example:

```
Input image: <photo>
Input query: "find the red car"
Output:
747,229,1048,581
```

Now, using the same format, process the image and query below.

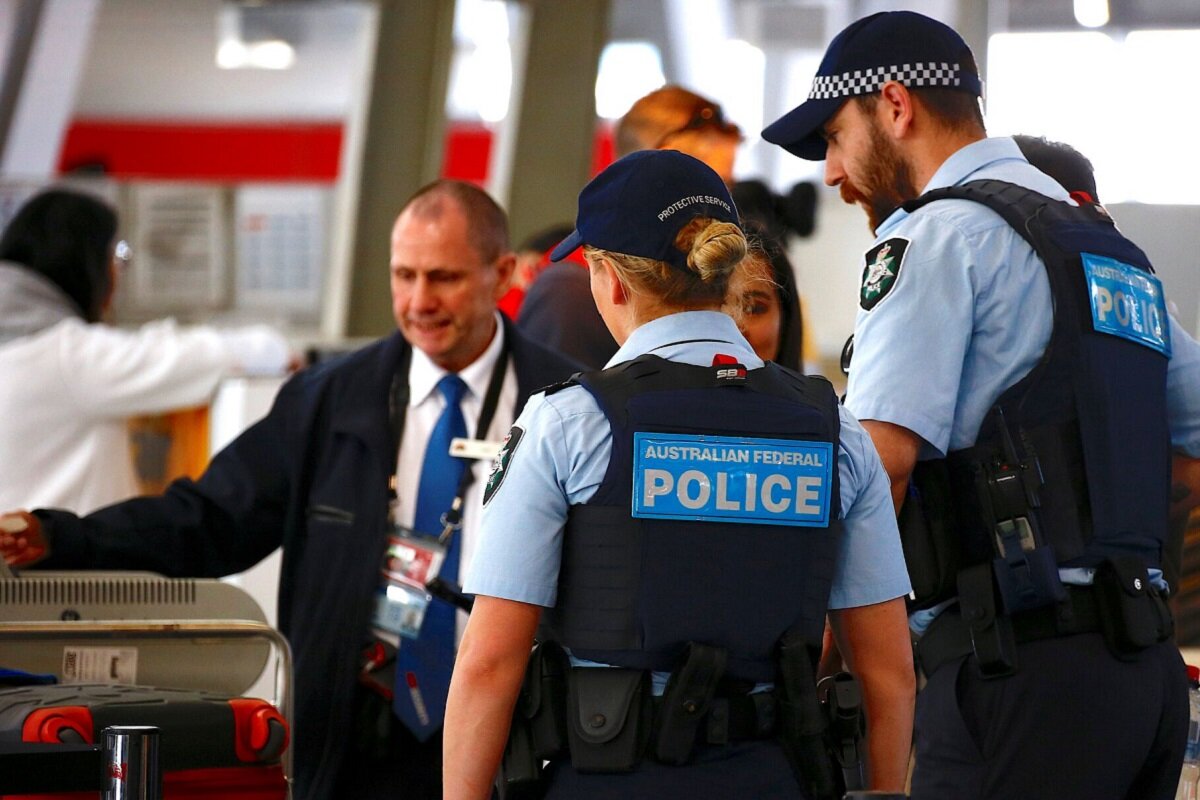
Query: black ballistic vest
540,354,844,683
903,180,1171,595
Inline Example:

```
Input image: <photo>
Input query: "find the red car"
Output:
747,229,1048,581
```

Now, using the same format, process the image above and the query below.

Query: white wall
789,189,874,365
75,0,368,120
1108,203,1200,338
2,0,100,177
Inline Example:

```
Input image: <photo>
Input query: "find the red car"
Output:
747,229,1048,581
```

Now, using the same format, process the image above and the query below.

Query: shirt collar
876,136,1027,235
408,312,505,407
607,310,762,368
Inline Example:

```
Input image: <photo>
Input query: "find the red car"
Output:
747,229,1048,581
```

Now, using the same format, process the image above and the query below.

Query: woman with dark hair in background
727,231,805,371
0,188,290,513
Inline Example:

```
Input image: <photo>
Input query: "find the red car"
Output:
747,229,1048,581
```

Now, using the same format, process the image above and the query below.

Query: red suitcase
0,684,288,799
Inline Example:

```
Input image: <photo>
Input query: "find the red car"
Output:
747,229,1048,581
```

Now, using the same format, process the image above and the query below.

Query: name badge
632,432,833,527
449,437,503,460
1082,252,1171,356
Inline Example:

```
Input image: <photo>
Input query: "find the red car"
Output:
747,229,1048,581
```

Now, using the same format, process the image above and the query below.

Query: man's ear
492,252,517,299
878,81,915,139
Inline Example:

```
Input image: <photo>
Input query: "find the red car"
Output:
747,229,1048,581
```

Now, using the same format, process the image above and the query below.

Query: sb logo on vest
631,432,833,527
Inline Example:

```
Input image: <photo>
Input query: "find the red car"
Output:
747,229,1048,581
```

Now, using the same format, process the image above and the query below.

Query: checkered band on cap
808,62,966,100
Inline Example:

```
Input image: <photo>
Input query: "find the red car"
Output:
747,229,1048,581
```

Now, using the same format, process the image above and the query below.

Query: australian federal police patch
483,425,523,506
631,432,833,527
860,237,909,311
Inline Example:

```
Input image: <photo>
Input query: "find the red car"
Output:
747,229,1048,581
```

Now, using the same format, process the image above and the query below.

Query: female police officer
443,150,914,799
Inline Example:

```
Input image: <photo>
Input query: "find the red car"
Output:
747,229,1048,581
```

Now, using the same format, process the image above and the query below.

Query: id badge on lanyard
372,524,447,640
371,342,508,639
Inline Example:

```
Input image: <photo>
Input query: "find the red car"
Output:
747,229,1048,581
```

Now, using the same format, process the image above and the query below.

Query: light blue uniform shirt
466,310,912,612
842,138,1200,630
845,136,1200,459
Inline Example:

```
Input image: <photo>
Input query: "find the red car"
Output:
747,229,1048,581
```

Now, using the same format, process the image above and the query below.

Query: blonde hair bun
685,220,747,283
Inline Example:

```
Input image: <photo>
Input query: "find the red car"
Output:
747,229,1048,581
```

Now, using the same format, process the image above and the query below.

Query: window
987,30,1200,204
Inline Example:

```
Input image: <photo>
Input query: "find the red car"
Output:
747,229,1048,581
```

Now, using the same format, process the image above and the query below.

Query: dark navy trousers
911,632,1187,800
545,740,806,799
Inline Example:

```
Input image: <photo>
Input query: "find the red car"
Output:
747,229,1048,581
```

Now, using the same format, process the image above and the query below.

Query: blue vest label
1082,252,1171,357
631,432,833,527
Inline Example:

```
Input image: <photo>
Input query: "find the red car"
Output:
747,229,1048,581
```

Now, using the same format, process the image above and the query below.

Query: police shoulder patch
483,425,524,506
860,237,910,311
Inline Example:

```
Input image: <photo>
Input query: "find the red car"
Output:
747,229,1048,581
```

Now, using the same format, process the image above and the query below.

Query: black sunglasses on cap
654,101,743,149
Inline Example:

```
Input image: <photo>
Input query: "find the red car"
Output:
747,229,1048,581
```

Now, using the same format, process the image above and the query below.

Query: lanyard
387,335,510,544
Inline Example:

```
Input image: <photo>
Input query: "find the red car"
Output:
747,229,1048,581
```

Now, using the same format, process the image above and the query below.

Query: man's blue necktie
393,374,468,741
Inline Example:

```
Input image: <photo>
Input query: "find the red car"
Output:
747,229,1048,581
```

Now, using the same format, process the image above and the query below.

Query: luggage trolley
0,564,293,798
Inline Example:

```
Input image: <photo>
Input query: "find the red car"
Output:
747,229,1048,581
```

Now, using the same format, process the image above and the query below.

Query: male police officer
0,181,580,800
764,10,1200,800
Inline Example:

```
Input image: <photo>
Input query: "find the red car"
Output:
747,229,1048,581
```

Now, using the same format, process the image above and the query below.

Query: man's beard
840,121,919,231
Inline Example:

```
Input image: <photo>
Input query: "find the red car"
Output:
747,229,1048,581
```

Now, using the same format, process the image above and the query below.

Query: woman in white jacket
0,189,290,514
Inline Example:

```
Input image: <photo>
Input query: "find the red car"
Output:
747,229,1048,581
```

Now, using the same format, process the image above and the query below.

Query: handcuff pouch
565,667,650,773
1094,556,1173,658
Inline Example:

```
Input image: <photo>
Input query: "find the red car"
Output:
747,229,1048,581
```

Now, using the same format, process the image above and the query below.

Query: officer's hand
0,511,48,567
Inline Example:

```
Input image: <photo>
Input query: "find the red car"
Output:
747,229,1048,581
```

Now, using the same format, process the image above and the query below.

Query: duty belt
915,584,1104,677
655,691,778,746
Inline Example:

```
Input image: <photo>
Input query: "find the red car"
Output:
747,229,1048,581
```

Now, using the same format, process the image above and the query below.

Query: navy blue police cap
550,150,739,272
762,10,983,161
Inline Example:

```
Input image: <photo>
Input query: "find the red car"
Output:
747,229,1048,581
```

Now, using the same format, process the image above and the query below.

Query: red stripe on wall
441,123,492,184
58,119,616,184
59,119,343,181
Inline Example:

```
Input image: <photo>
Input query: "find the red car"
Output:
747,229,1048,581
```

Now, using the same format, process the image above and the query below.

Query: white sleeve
55,319,290,418
213,324,292,376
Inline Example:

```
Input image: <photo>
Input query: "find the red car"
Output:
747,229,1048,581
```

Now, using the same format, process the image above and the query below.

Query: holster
651,642,727,765
1093,556,1174,659
820,672,866,792
776,627,840,800
525,641,570,758
565,667,651,773
495,642,569,800
900,461,961,610
495,719,542,800
958,563,1017,679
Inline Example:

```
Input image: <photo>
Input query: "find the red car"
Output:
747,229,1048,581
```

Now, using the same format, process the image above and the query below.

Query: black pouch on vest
566,667,650,773
1094,556,1174,658
525,641,569,759
651,642,727,765
900,461,961,610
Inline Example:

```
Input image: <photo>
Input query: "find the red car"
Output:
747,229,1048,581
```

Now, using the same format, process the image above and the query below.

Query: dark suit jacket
518,260,617,370
35,319,580,799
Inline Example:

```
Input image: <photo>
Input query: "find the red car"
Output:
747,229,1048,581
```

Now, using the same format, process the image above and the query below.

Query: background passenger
0,188,290,514
726,234,805,371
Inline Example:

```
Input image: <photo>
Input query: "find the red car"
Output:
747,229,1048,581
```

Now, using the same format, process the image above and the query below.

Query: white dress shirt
390,313,517,642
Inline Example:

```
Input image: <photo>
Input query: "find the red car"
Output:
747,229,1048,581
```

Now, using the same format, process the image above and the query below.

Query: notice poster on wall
234,185,328,314
129,184,228,310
